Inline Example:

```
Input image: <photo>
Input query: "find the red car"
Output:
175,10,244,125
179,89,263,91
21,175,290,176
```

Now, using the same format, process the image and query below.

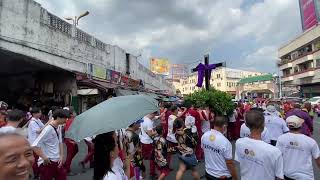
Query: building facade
236,74,277,100
176,67,263,97
278,25,320,98
0,0,174,113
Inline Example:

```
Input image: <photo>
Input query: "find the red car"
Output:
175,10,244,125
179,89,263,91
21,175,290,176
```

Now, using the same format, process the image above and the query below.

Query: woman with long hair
93,131,130,180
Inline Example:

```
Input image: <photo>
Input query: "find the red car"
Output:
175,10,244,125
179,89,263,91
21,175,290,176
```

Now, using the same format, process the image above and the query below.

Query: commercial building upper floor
278,25,320,86
0,0,173,93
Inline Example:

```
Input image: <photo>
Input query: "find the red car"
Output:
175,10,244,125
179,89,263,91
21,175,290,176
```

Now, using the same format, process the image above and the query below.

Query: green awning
239,74,273,84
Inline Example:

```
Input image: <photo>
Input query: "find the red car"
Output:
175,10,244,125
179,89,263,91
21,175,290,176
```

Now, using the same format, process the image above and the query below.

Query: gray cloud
35,0,302,73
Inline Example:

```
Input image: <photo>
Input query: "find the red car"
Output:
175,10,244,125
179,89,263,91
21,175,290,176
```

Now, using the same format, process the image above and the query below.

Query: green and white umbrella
66,95,159,141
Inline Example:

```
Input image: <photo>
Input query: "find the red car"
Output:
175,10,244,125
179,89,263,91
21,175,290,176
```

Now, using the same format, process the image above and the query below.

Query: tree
184,87,235,116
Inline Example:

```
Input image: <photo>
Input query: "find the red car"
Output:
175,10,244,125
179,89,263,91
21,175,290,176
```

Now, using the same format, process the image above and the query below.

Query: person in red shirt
63,107,78,176
0,101,8,127
235,103,245,139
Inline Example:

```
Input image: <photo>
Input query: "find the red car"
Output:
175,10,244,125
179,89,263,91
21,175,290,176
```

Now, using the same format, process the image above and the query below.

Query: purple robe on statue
196,63,217,87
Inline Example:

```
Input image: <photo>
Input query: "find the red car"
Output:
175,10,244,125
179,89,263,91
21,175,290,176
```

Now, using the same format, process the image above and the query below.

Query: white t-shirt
202,111,211,133
240,123,271,143
166,115,178,143
32,124,63,165
139,116,154,144
235,137,284,180
103,157,128,180
27,118,45,144
276,133,320,180
264,114,289,141
201,129,232,178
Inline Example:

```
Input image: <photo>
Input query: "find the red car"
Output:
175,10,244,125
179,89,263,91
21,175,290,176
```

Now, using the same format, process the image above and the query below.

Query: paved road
66,118,320,180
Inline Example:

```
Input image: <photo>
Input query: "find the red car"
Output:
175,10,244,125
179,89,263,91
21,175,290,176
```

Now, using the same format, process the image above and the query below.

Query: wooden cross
192,54,225,90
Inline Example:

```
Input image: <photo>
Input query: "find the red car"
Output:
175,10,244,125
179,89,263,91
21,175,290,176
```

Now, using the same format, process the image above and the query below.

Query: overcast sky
34,0,302,73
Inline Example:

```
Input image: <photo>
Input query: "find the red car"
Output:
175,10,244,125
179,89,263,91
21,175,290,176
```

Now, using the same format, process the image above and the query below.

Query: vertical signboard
300,0,318,31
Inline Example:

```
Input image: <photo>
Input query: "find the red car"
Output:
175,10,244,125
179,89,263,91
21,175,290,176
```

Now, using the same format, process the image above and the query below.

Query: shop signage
120,75,129,86
92,65,107,79
112,71,121,84
128,78,140,89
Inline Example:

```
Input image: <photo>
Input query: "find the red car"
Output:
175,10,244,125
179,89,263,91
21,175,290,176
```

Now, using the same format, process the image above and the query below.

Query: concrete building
176,67,263,97
0,0,173,112
236,74,277,100
278,25,320,98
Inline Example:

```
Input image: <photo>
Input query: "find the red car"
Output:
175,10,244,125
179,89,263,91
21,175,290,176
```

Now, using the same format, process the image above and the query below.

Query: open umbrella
66,95,159,141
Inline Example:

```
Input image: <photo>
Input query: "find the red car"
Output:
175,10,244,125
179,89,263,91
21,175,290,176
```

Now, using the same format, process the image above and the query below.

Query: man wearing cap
276,115,320,180
264,105,289,146
285,103,313,136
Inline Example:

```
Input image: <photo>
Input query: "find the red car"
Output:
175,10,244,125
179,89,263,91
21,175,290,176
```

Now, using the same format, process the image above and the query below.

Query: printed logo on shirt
209,134,215,142
289,141,298,146
244,149,255,156
240,149,263,166
202,143,222,154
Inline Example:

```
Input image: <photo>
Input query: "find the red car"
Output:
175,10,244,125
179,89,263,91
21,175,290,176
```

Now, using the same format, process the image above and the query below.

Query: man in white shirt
28,107,45,144
202,116,238,180
27,107,45,179
32,109,69,180
166,106,178,169
264,105,289,146
240,120,271,144
139,112,157,179
235,110,284,180
276,115,320,180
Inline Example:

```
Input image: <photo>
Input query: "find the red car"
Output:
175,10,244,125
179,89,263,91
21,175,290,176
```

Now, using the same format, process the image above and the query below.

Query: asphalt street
66,118,320,180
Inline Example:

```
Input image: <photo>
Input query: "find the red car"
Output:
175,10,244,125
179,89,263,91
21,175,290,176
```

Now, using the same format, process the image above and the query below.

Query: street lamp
64,11,89,26
273,73,282,98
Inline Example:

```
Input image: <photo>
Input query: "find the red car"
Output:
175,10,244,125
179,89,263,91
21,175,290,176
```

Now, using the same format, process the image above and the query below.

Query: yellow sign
150,58,169,75
92,65,106,79
209,134,215,142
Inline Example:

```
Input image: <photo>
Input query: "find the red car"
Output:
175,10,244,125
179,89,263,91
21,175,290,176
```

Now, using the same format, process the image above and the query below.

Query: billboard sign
150,58,170,75
300,0,318,31
92,64,107,79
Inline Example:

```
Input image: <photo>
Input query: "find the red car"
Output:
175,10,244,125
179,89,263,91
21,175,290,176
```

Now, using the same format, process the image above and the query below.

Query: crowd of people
0,99,319,180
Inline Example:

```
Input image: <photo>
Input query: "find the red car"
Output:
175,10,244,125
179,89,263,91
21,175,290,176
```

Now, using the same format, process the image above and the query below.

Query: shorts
178,153,198,169
141,143,154,160
205,172,232,180
157,165,170,176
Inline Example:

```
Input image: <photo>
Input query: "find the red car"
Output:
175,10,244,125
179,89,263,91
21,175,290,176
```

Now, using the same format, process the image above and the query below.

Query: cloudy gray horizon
34,0,302,73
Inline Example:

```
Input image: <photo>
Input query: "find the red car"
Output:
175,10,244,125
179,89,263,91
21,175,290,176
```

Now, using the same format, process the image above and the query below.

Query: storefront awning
77,79,118,92
115,89,139,96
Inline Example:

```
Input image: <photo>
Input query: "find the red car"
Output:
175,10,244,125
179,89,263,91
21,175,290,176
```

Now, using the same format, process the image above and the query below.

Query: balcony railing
283,68,315,78
46,13,72,36
279,49,320,66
